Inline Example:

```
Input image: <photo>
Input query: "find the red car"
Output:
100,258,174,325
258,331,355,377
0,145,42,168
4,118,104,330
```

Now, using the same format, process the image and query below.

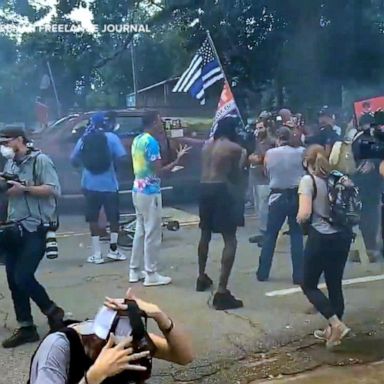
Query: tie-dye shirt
131,132,161,194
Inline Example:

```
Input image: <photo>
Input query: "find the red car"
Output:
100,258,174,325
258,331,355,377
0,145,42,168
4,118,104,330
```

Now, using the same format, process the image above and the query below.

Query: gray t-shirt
265,145,305,189
298,174,338,234
4,151,61,232
30,332,73,384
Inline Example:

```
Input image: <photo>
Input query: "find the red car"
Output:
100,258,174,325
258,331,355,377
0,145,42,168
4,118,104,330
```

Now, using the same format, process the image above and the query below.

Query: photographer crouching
28,288,193,384
0,127,65,348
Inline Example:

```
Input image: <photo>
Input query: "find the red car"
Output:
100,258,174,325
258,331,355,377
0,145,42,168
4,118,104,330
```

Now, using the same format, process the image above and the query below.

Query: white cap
76,306,132,340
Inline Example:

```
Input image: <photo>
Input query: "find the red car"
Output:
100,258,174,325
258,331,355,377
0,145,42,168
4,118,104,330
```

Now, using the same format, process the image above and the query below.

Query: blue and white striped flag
172,38,224,105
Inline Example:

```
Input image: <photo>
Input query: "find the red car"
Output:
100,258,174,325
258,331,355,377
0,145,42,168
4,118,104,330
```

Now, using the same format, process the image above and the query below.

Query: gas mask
0,145,15,160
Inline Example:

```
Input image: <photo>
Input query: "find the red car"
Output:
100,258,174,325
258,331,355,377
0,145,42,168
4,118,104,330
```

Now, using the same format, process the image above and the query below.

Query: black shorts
199,183,244,234
83,190,119,223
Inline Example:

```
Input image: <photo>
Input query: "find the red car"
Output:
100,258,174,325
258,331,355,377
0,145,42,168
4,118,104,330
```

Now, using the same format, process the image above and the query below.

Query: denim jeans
4,226,54,327
257,189,304,283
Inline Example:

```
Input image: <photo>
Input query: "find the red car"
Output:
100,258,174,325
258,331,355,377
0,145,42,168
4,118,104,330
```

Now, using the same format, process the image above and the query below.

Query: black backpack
27,300,156,384
301,170,361,233
326,170,362,229
81,129,112,174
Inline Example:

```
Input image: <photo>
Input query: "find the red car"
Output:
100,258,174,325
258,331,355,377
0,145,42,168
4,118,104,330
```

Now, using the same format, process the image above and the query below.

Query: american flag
172,38,224,105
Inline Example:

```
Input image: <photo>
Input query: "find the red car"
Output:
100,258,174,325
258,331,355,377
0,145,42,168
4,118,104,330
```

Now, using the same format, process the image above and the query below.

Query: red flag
210,81,238,136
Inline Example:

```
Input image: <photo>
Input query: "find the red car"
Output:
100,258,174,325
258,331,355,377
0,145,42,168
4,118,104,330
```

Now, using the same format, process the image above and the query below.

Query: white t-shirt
298,174,339,234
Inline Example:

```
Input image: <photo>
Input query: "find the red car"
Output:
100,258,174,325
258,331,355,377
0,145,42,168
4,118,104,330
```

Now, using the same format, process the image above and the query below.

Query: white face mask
0,145,15,160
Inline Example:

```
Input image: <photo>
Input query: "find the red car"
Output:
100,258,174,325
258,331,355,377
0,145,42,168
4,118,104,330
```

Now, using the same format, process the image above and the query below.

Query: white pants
255,185,270,234
130,192,162,273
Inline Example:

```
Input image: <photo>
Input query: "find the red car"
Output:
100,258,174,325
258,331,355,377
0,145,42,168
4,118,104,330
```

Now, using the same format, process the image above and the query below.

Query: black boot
196,274,213,292
249,234,264,244
213,290,243,310
47,306,65,332
2,326,40,349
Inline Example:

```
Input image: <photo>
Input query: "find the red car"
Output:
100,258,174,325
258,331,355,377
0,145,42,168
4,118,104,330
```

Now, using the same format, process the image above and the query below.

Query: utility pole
131,40,138,107
46,60,61,118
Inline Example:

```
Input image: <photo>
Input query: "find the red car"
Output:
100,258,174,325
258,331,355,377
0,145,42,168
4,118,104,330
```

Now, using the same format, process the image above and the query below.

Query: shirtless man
196,117,246,310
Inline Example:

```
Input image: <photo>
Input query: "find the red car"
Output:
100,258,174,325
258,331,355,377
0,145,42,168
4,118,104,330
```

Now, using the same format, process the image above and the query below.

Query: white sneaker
107,249,127,261
129,270,146,283
143,272,172,287
87,254,105,264
314,326,331,341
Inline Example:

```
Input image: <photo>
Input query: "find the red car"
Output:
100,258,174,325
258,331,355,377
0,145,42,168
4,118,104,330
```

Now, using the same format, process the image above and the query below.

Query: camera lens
46,230,58,259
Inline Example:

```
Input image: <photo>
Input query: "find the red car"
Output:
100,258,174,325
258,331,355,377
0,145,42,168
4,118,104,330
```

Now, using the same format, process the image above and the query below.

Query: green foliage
0,0,384,123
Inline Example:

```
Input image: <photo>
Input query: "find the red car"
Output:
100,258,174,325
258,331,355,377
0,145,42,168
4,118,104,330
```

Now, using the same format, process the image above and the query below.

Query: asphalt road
0,213,383,383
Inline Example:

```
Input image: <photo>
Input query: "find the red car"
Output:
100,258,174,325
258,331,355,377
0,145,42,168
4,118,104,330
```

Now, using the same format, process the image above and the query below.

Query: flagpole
46,60,61,118
206,30,246,130
130,41,138,107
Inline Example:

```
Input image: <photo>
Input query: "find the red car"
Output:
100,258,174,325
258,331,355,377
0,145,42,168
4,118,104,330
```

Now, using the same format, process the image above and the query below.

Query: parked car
32,110,206,203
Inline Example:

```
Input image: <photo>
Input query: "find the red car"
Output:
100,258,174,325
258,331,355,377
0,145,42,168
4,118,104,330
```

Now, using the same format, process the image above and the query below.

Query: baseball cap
76,306,132,340
0,126,28,143
91,112,107,127
318,105,335,119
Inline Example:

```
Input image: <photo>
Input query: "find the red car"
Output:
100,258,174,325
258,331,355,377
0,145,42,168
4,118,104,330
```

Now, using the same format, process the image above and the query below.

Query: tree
1,0,384,123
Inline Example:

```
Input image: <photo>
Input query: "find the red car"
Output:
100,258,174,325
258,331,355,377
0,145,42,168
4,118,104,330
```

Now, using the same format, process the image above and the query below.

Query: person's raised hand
87,335,150,383
125,288,162,319
104,289,161,319
176,144,191,160
104,297,127,311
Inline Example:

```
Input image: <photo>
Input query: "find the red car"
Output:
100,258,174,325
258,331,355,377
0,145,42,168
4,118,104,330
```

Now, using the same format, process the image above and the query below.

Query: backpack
302,171,361,233
80,130,112,174
326,170,362,229
329,131,363,175
27,301,155,384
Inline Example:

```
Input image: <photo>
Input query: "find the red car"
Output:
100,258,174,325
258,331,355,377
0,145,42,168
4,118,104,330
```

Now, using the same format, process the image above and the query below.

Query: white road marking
266,274,384,297
57,232,87,238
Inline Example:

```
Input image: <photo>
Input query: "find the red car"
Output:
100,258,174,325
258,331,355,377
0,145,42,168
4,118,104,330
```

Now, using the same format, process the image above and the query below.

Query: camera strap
126,301,147,341
109,300,148,340
32,153,60,230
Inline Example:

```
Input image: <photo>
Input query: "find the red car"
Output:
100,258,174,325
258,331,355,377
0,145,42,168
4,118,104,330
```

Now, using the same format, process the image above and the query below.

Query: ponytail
314,153,331,178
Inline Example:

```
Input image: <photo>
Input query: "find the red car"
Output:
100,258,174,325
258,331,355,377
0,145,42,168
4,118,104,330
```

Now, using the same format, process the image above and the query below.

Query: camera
102,300,156,384
0,173,26,193
355,110,384,160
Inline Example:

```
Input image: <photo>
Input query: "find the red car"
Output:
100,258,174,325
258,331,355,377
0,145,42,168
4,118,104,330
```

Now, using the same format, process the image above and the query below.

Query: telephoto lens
46,230,58,259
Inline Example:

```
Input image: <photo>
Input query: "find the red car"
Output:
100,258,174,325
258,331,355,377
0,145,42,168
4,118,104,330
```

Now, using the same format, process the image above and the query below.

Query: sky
0,0,161,36
34,0,95,31
0,0,95,32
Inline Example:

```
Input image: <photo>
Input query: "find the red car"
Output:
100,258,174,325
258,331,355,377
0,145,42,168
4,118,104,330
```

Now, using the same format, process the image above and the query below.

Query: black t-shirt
352,133,382,196
305,125,340,148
